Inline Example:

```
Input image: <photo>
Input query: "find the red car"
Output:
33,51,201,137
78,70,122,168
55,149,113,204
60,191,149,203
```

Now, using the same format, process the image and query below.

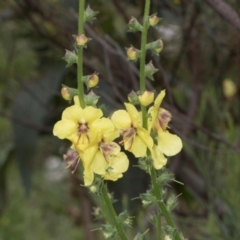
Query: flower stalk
77,0,86,108
139,0,150,129
150,166,182,240
101,184,128,240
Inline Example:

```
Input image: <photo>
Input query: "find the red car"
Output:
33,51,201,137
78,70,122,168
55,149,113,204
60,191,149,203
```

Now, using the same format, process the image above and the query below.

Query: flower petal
154,90,166,109
157,130,182,156
137,128,153,150
148,90,166,131
110,152,129,173
53,120,77,139
83,145,98,171
103,130,120,142
104,152,129,181
91,118,115,133
92,151,108,175
83,169,94,186
111,110,131,129
62,105,83,122
101,142,121,156
82,106,103,123
131,135,147,157
151,145,167,169
124,103,141,127
73,95,80,106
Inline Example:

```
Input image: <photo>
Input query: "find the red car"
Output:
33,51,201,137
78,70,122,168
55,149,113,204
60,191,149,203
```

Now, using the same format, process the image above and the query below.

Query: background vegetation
0,0,240,239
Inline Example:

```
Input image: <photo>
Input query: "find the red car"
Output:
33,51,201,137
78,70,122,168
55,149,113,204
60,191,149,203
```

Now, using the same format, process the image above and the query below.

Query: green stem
99,193,112,223
139,0,150,93
77,0,85,108
139,0,150,129
150,167,182,240
156,209,162,240
101,184,128,240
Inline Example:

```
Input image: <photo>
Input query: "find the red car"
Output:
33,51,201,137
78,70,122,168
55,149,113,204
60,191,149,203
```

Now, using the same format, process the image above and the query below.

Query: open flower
148,90,182,169
53,103,103,151
82,118,129,186
111,103,153,157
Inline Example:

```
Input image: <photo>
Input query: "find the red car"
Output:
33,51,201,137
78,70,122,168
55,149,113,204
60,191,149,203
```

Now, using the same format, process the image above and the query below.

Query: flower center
100,142,120,163
121,126,137,150
76,122,90,145
157,108,172,131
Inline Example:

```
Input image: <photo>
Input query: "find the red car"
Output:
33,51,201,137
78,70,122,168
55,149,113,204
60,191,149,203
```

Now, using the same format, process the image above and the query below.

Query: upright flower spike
82,118,129,186
111,103,153,157
53,103,103,151
148,90,182,169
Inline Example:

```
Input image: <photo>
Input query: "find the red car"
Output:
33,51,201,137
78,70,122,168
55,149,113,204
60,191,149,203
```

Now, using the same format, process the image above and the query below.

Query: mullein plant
53,0,184,239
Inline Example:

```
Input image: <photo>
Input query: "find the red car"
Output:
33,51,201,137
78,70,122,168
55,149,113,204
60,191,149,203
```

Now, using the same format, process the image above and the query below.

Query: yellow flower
82,118,129,186
148,90,182,169
111,103,153,157
53,104,103,151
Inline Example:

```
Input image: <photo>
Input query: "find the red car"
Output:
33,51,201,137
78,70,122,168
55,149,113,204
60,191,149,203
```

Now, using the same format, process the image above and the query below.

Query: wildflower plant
53,0,184,239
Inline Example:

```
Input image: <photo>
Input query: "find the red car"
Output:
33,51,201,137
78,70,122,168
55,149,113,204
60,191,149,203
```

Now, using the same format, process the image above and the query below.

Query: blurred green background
0,0,240,239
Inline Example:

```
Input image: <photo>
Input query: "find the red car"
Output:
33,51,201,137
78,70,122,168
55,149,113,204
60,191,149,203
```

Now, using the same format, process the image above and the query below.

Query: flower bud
89,185,97,193
62,50,78,67
166,194,177,212
84,5,98,23
126,46,139,61
145,61,158,80
92,207,102,219
146,39,164,54
140,191,157,208
127,90,139,105
128,17,143,32
223,78,237,99
164,235,172,240
61,85,78,101
138,91,154,106
61,87,71,101
87,73,99,88
84,91,100,106
101,224,116,239
149,14,161,27
75,34,90,47
117,211,132,227
157,171,174,185
138,157,152,172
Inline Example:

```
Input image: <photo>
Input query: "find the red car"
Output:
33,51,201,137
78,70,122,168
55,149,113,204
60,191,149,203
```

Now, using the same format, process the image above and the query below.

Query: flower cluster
53,96,129,186
112,90,182,170
53,4,182,188
53,89,182,185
